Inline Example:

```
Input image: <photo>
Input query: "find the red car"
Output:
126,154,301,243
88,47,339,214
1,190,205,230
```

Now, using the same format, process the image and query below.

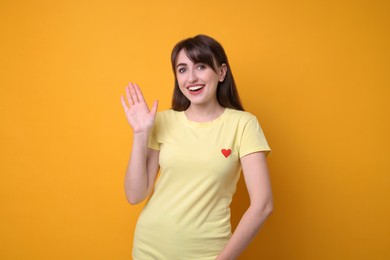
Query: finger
126,85,134,106
129,83,139,103
120,95,129,110
134,83,146,104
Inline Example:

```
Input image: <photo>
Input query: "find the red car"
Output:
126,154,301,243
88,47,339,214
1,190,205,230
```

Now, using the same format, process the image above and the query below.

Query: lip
186,84,205,95
186,84,205,89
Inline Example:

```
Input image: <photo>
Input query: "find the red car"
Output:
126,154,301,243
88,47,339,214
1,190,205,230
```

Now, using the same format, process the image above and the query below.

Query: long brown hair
171,34,244,111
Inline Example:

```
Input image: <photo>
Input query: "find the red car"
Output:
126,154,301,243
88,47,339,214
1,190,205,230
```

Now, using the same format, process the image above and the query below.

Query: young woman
121,35,273,260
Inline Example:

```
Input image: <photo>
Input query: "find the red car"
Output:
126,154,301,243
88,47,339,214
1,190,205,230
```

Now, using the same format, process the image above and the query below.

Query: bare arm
121,83,160,204
217,151,273,260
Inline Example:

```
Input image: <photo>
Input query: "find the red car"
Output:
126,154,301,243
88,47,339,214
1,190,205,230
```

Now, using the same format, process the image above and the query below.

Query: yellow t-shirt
133,108,271,260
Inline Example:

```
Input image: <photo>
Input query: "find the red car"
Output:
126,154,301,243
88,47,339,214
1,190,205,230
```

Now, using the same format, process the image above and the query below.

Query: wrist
132,131,150,146
133,130,150,137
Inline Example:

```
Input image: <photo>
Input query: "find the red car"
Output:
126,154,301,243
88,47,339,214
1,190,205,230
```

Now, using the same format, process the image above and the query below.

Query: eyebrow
176,63,187,68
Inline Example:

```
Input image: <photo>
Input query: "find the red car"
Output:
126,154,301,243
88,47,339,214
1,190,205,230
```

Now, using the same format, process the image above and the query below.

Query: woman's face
175,49,226,108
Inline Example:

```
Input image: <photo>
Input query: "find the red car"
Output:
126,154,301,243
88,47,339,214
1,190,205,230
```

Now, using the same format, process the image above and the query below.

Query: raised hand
121,82,158,134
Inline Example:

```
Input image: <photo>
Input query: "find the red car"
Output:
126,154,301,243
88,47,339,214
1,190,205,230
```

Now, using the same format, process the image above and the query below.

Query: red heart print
221,149,231,158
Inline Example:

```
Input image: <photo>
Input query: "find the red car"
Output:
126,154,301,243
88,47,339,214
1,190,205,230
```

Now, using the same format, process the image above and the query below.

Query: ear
218,63,227,82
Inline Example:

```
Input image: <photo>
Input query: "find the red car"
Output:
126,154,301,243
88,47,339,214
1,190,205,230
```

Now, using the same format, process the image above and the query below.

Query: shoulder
156,109,180,120
154,109,181,127
225,108,258,124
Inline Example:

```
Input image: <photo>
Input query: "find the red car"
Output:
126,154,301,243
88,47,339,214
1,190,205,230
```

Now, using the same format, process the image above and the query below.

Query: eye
197,64,206,70
177,67,186,73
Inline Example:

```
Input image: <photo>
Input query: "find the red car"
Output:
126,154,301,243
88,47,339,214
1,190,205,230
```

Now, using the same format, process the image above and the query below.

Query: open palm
121,83,158,134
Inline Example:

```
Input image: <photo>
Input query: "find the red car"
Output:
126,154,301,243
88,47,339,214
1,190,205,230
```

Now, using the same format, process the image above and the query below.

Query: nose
188,69,198,83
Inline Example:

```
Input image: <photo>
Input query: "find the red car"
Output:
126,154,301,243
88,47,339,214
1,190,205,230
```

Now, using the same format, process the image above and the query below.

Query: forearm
217,204,273,260
124,132,150,204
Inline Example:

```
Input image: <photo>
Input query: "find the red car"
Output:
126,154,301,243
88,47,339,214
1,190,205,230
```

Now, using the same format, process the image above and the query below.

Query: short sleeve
239,116,271,158
147,115,160,150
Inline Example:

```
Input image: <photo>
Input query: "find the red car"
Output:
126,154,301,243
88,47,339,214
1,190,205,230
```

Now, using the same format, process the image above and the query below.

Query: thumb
151,100,158,116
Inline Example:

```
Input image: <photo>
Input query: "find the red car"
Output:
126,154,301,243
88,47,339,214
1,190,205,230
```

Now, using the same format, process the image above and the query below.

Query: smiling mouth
188,85,205,92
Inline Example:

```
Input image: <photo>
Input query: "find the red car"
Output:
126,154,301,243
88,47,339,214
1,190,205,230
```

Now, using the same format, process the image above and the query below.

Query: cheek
175,78,186,94
176,76,186,88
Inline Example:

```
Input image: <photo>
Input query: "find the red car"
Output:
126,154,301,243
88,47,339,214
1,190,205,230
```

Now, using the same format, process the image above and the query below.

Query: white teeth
188,85,204,91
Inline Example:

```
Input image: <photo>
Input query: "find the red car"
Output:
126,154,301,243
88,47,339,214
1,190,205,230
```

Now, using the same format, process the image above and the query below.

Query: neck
185,102,225,122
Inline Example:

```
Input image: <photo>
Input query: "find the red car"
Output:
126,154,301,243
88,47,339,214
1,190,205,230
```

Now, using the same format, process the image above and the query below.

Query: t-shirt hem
240,147,271,158
147,144,160,150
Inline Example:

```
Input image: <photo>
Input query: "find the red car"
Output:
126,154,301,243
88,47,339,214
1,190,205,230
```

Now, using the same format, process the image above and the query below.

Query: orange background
1,0,389,259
